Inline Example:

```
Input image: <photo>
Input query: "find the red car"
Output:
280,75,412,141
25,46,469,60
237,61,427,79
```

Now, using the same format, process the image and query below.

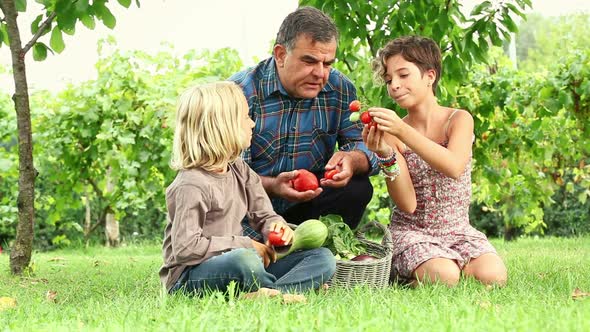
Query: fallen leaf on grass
0,297,17,311
477,300,492,309
93,260,110,267
46,290,58,303
29,278,49,285
241,287,281,300
572,288,590,300
48,257,66,262
282,294,306,304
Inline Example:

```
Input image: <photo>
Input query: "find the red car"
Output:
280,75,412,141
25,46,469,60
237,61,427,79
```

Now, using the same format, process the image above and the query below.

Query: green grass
1,237,589,331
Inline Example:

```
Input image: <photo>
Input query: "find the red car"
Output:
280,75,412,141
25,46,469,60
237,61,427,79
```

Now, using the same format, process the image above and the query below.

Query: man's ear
273,44,287,68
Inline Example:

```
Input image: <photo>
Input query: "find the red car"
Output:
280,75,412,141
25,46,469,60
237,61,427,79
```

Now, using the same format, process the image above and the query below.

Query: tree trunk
104,167,120,247
2,0,36,274
84,193,91,247
503,225,519,241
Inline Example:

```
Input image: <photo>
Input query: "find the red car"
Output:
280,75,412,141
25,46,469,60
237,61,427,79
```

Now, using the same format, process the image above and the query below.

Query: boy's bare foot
282,293,306,304
241,287,281,299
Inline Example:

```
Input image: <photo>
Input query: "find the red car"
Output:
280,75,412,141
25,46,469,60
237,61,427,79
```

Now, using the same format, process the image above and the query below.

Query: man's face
274,34,337,99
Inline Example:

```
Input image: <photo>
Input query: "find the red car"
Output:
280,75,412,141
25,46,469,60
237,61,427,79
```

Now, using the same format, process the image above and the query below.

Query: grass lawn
1,237,589,331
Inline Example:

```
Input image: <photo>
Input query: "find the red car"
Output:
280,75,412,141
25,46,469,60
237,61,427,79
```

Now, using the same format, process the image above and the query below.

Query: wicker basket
329,221,393,288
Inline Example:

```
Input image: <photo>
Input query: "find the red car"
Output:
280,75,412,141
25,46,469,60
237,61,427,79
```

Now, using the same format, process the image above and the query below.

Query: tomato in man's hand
324,169,339,180
291,169,319,191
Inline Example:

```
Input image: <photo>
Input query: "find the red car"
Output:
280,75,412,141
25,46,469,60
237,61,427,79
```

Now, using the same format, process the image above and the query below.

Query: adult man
229,6,378,231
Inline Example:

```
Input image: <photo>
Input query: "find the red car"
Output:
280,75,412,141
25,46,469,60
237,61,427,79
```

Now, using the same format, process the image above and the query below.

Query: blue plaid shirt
229,57,379,213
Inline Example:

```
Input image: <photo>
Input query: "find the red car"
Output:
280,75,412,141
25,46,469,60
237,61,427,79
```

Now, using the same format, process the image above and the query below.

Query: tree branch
86,212,105,238
87,178,104,200
84,179,110,238
22,11,56,55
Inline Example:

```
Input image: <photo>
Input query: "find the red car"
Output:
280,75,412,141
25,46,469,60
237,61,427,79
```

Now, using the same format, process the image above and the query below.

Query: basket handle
355,221,393,250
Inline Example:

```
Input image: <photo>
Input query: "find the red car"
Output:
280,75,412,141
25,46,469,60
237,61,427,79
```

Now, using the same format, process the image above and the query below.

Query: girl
363,36,507,286
159,82,335,296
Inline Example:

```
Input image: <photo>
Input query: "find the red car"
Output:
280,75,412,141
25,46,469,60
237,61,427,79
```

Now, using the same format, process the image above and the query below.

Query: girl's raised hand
368,107,404,136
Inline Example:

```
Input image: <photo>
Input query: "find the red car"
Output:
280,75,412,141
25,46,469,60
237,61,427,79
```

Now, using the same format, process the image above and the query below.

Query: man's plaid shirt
229,57,379,214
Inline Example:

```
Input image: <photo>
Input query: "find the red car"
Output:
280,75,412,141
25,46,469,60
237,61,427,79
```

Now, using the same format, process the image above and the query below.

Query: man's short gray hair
275,6,339,51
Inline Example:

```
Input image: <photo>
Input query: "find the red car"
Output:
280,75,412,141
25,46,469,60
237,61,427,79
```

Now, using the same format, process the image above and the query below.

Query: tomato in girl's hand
349,112,360,122
349,100,361,112
324,169,339,180
360,112,372,124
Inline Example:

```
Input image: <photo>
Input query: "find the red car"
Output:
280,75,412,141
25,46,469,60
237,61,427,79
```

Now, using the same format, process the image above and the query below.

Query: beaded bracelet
376,149,397,167
380,162,400,181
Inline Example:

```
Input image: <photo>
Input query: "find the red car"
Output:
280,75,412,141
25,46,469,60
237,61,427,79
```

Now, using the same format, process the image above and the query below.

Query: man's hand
252,240,276,267
266,170,322,203
320,151,361,188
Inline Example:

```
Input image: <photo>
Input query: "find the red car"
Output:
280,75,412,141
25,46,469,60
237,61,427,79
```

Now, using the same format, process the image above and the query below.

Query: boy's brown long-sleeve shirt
159,158,285,291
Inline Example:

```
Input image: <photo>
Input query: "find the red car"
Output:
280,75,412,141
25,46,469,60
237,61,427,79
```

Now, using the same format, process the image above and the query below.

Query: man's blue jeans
170,247,336,295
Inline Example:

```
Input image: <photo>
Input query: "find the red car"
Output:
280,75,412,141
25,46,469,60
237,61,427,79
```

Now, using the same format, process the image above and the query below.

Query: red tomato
360,112,372,124
291,169,319,191
268,230,286,246
324,169,339,180
349,100,361,112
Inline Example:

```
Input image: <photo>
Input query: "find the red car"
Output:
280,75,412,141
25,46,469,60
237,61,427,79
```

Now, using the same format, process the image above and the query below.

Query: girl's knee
473,266,508,286
464,254,508,286
434,269,460,286
414,259,461,286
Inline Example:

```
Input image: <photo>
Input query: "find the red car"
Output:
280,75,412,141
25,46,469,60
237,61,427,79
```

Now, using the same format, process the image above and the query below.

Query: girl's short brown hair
372,36,442,94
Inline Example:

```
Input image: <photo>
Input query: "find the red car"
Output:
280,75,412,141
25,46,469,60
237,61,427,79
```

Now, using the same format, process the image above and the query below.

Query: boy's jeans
170,247,335,294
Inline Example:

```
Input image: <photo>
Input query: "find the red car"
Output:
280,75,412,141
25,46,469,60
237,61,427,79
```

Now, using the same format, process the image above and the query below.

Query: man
229,6,378,232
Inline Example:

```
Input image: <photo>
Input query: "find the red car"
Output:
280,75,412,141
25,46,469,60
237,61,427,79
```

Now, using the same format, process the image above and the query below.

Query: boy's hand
268,222,294,246
252,240,276,267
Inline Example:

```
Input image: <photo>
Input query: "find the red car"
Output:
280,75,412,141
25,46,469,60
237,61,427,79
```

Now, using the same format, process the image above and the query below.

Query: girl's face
383,54,435,109
239,97,255,148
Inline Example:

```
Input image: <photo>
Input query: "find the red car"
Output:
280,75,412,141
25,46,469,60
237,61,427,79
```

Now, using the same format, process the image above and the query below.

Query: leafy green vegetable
319,215,365,259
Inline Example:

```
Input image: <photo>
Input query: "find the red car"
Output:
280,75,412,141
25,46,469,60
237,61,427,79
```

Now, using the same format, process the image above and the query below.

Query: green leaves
49,27,64,53
0,23,9,46
15,0,27,12
117,0,132,8
32,42,48,61
1,45,243,245
470,1,491,16
299,1,584,237
319,215,365,258
2,0,139,57
457,47,590,236
93,3,117,29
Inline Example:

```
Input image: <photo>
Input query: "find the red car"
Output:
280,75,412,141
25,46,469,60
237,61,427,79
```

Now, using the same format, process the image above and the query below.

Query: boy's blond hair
171,81,248,171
